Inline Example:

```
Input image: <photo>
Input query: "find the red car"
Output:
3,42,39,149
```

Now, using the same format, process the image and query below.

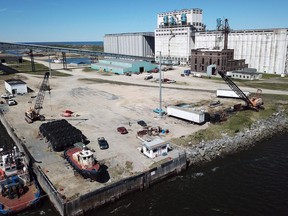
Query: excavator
218,71,264,111
25,72,51,123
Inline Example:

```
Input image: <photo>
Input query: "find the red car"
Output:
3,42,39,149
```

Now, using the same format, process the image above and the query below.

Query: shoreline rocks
185,110,288,166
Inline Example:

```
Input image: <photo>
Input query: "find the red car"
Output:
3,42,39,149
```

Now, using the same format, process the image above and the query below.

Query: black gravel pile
39,119,87,152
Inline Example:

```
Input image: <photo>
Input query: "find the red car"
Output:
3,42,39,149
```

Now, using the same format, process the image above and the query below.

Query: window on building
209,59,212,65
217,59,220,65
195,58,197,64
202,58,204,64
195,65,197,70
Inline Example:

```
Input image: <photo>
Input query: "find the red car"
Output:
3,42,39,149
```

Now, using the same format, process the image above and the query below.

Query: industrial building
195,28,288,75
191,49,247,74
91,59,156,74
103,8,288,75
104,32,155,57
231,69,262,80
155,8,205,65
4,79,27,94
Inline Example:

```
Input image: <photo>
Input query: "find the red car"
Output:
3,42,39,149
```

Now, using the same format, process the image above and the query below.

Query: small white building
231,70,262,80
142,137,169,159
4,79,27,94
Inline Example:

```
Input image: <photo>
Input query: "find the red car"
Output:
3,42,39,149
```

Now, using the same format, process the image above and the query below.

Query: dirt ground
0,57,284,199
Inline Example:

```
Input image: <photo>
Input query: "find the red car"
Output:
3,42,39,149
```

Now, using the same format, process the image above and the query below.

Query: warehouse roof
5,79,26,85
105,32,154,37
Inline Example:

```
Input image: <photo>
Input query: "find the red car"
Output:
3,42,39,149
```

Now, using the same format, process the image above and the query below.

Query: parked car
1,93,13,99
148,68,159,73
8,99,17,106
117,127,128,134
97,137,109,150
144,74,153,80
137,120,147,127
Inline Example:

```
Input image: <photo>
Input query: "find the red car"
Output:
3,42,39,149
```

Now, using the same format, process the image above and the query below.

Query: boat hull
0,181,41,215
64,147,102,181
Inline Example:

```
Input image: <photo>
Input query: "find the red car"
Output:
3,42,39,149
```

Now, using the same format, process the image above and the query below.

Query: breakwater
186,109,288,165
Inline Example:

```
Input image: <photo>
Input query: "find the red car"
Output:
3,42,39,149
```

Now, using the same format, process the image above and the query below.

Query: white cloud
0,8,7,12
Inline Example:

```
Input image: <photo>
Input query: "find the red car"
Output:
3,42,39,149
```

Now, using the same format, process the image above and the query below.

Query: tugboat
64,143,102,181
0,147,41,215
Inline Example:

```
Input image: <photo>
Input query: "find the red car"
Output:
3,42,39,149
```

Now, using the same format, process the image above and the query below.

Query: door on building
139,67,144,73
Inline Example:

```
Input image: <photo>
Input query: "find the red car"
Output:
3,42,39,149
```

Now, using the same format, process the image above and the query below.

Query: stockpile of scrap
39,119,87,152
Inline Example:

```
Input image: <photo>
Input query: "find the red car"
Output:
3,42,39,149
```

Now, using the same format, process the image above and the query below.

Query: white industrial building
103,8,288,75
4,79,27,94
195,29,288,74
155,8,205,65
104,32,155,57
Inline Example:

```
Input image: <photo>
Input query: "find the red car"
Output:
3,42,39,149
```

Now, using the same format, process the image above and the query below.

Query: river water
1,122,287,216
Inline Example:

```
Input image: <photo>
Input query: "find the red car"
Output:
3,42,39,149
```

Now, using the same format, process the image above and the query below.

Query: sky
0,0,287,42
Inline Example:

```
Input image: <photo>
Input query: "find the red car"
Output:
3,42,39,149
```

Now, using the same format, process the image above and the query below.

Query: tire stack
39,119,87,152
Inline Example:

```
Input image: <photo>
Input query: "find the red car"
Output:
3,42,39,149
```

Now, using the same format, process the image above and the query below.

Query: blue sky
0,0,287,42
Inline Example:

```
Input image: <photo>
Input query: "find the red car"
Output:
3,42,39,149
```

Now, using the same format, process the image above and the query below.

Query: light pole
159,51,163,117
48,55,52,77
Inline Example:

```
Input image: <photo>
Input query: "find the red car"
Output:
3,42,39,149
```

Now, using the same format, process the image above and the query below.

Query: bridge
0,42,155,71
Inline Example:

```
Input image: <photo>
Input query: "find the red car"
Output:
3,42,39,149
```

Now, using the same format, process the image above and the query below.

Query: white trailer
166,106,205,124
216,89,250,98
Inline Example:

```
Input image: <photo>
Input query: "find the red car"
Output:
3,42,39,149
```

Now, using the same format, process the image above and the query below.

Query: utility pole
48,55,52,77
159,51,163,117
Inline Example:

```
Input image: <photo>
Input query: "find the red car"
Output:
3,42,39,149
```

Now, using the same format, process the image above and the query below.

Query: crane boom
34,72,50,113
25,72,50,123
218,71,255,109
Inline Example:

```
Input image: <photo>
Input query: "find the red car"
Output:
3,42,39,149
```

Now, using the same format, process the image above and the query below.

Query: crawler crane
25,72,50,123
218,71,263,111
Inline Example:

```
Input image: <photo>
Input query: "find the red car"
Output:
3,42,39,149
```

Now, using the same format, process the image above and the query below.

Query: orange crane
218,71,263,111
25,72,51,123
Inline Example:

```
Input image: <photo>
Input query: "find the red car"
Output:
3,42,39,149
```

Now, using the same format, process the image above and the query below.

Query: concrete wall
64,152,187,216
0,111,188,216
195,29,288,74
4,82,27,94
155,27,195,65
104,33,155,57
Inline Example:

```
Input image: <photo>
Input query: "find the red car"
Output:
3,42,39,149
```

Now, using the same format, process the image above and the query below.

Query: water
1,122,287,216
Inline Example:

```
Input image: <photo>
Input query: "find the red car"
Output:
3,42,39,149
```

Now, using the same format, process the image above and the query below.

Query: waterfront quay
1,58,287,215
0,64,199,215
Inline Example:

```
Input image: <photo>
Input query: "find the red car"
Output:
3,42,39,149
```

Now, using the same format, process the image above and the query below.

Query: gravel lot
1,57,284,198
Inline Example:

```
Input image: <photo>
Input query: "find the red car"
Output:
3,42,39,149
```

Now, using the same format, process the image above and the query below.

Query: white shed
4,79,27,94
142,138,169,159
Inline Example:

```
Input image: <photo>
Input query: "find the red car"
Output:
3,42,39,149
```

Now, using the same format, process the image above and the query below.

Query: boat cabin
72,147,95,169
142,138,169,159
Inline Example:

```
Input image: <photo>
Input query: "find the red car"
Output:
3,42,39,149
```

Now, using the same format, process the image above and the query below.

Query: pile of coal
39,119,87,151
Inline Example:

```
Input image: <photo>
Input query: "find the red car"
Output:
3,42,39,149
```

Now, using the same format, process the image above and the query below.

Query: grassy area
240,81,288,91
171,94,288,147
2,60,71,77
